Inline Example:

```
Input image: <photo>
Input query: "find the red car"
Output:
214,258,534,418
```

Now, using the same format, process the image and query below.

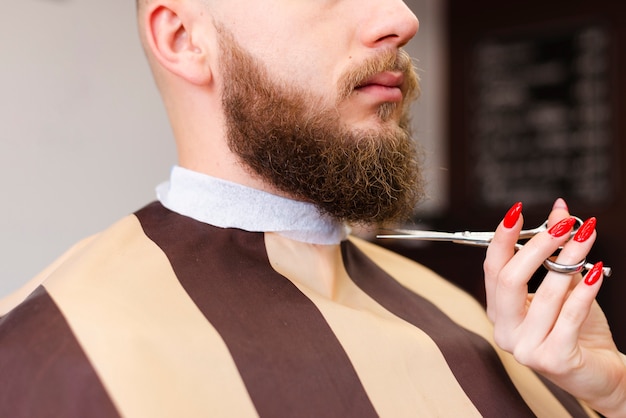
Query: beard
217,27,424,226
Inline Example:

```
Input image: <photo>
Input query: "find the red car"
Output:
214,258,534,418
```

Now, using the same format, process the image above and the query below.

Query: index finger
484,202,523,319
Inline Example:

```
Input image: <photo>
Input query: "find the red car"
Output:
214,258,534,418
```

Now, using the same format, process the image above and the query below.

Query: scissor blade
376,230,493,246
377,230,462,240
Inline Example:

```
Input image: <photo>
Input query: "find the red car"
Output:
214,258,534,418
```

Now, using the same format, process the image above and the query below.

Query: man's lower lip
355,85,403,102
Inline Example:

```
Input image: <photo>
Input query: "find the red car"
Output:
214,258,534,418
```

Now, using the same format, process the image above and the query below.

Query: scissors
377,216,612,277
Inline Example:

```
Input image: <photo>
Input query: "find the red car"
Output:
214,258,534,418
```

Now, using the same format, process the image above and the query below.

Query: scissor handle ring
543,256,586,275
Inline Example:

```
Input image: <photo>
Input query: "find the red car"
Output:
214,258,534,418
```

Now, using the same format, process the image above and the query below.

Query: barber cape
0,167,597,417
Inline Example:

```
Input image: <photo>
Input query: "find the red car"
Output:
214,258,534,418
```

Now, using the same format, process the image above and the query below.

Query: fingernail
553,198,569,211
573,217,597,242
585,262,604,286
548,217,577,237
503,202,523,228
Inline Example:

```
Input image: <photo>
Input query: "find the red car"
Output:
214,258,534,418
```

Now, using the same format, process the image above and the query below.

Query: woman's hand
484,198,626,416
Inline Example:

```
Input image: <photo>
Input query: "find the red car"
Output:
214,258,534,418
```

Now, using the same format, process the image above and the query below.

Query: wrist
592,353,626,417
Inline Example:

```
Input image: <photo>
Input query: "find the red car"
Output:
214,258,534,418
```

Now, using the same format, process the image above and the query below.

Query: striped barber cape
0,202,598,417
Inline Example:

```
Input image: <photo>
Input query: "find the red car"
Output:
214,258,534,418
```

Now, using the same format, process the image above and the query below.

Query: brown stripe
136,202,378,418
0,286,119,418
535,373,593,417
42,215,258,416
342,241,540,418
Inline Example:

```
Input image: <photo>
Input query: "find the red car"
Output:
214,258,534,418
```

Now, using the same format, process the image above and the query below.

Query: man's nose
359,0,419,49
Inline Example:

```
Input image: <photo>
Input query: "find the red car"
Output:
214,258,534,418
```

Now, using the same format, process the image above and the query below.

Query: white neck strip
156,166,347,245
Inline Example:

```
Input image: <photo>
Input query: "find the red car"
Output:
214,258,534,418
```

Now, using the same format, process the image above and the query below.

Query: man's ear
144,2,213,85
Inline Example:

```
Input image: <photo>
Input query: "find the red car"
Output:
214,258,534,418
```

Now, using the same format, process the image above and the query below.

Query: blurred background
1,0,625,349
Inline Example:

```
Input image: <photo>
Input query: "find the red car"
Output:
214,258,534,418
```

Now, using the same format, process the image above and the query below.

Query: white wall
0,0,176,297
0,0,447,297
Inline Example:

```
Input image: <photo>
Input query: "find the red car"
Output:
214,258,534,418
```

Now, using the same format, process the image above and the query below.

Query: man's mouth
354,72,405,102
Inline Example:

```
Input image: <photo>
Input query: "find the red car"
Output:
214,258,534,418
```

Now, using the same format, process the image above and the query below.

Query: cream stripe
0,235,96,316
43,215,258,418
265,233,482,417
351,237,597,417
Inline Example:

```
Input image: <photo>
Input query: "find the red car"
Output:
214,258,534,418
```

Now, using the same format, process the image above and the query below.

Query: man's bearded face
218,27,424,226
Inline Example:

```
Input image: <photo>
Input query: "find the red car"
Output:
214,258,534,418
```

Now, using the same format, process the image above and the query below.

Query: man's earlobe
145,3,212,85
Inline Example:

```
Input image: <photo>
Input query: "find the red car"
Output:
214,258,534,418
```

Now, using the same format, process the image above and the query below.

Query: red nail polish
548,217,577,238
574,217,597,242
503,202,523,228
585,262,604,286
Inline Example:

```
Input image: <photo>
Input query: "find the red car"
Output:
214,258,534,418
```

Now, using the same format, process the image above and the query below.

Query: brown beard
218,27,424,226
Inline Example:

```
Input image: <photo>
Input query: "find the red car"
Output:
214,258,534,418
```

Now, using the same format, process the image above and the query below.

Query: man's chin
338,114,403,133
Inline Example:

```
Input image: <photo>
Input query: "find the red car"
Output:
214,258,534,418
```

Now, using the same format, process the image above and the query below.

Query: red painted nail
573,217,597,243
585,262,604,286
503,202,523,228
548,217,577,238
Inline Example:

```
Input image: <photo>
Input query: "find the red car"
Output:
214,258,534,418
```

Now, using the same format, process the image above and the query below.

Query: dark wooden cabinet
387,0,626,351
450,0,626,350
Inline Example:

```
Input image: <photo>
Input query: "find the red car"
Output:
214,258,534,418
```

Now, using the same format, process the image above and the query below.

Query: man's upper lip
357,71,404,89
